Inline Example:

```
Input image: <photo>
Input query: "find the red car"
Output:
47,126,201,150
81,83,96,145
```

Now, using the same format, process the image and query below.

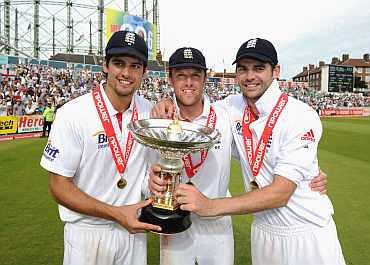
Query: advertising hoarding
105,8,157,61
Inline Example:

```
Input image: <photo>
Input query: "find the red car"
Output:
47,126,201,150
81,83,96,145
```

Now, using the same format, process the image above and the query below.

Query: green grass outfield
0,116,369,265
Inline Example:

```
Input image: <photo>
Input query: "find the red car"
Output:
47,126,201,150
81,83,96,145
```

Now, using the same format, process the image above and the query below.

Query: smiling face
236,58,280,103
169,68,206,110
103,55,145,99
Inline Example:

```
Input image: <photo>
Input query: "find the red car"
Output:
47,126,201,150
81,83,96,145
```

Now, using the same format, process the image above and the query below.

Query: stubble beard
242,83,270,103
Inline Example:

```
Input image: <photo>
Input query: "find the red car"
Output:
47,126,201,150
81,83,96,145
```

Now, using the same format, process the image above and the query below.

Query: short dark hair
235,60,277,72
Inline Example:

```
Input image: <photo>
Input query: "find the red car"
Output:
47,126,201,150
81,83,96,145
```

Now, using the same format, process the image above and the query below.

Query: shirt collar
198,95,211,120
175,95,211,122
254,79,282,118
100,81,136,117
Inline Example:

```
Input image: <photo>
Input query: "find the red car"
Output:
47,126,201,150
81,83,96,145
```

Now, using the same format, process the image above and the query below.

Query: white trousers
160,215,234,265
63,222,147,265
251,217,346,265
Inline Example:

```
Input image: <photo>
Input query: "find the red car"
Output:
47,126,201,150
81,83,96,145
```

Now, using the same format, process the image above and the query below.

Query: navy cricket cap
105,30,148,65
169,47,207,70
233,38,278,66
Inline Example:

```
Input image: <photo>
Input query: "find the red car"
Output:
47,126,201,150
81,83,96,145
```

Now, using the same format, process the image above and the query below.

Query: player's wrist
102,204,120,222
206,198,221,217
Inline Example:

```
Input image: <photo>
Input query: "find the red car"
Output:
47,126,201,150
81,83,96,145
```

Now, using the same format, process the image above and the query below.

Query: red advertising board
320,108,364,116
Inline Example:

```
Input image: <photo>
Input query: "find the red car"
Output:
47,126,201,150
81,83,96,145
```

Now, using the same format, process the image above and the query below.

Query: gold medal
117,178,127,189
250,180,259,191
186,180,194,186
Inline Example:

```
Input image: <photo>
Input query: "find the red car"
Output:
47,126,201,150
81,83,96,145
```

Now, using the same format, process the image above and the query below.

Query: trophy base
139,204,191,234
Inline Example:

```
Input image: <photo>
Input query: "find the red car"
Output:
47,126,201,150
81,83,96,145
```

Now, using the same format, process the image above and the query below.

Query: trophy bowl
128,118,220,234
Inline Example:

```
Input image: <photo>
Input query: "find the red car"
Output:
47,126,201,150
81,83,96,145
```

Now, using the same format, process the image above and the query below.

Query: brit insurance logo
93,131,108,149
43,141,60,161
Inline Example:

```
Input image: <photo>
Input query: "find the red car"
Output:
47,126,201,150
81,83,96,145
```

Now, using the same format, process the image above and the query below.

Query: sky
153,0,370,79
6,0,370,80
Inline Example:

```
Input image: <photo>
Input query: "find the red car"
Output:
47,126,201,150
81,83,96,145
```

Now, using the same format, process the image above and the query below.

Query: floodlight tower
34,0,40,58
14,8,18,55
4,0,10,54
0,0,161,60
66,0,72,54
98,0,104,56
153,0,160,53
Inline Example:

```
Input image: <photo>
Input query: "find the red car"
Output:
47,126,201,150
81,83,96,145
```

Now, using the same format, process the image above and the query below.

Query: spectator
35,101,45,115
13,100,24,116
0,61,369,117
24,100,36,115
0,99,7,116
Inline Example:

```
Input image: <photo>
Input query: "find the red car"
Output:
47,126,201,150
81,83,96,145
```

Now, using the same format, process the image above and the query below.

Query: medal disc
117,178,127,189
186,180,194,186
250,180,258,191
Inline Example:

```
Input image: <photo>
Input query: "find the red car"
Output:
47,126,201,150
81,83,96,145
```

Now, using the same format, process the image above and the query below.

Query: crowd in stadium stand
0,64,103,116
1,63,369,117
138,76,170,103
282,86,370,113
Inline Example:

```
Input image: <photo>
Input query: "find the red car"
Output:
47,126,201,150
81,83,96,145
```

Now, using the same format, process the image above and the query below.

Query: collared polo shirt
40,83,156,225
221,80,334,227
176,96,234,199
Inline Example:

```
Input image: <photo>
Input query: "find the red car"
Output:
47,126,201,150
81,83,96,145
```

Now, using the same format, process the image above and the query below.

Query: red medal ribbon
242,93,288,179
92,84,138,176
182,106,217,178
116,112,123,132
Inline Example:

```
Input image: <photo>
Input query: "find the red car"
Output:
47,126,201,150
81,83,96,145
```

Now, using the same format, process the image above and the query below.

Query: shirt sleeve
273,110,322,184
40,107,83,177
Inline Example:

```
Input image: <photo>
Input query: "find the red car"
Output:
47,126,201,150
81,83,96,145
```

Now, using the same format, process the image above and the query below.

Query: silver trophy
128,118,220,234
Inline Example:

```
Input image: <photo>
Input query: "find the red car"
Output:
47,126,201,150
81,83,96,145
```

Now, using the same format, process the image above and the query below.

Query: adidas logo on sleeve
301,129,315,142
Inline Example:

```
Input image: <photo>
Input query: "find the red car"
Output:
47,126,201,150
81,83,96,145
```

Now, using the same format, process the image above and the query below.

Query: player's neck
104,86,133,113
178,100,203,122
246,98,259,119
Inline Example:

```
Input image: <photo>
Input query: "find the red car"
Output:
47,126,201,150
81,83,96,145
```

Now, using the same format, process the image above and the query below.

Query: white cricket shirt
178,96,233,199
40,84,155,225
222,80,334,227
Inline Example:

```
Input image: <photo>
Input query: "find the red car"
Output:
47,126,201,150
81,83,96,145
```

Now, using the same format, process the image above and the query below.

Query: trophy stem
140,155,192,234
158,157,181,206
